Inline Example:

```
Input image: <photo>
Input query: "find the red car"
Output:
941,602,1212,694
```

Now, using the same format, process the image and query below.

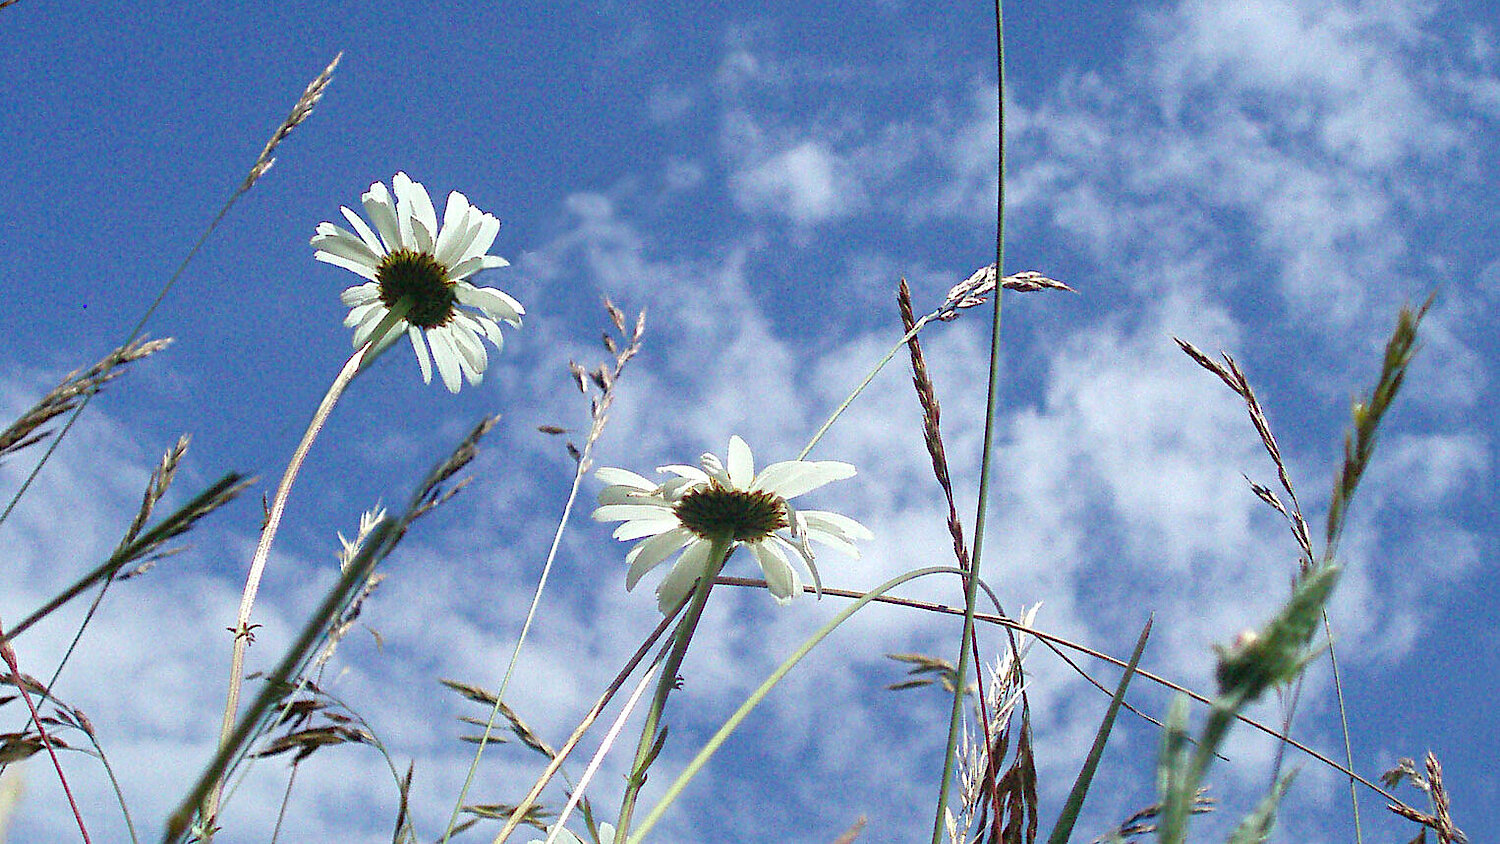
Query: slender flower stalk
612,534,732,842
205,173,521,835
205,345,364,829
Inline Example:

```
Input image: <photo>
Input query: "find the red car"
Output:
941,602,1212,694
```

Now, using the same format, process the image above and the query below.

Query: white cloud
730,140,860,226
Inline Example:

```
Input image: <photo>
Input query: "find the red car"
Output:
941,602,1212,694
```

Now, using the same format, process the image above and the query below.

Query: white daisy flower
593,435,872,613
311,171,524,392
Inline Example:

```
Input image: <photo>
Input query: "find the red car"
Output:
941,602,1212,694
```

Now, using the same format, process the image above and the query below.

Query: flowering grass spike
311,171,524,392
593,435,872,613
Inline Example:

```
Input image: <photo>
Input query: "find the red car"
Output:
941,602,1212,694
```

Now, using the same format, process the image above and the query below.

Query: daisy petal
655,540,712,614
612,518,682,541
340,282,381,307
593,503,677,522
426,327,464,393
456,284,525,322
435,190,471,264
407,325,434,384
595,468,658,491
313,250,380,281
752,459,856,499
800,510,874,542
625,528,695,590
752,541,800,603
361,180,400,253
726,435,754,488
340,205,387,257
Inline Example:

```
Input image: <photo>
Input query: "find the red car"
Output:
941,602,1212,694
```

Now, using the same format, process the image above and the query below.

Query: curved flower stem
203,300,410,834
797,315,936,462
612,534,733,844
626,566,962,844
488,602,685,844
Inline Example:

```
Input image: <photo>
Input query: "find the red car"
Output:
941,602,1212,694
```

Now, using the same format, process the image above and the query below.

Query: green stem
627,566,960,843
798,316,936,461
931,2,1005,839
204,299,410,835
612,535,733,843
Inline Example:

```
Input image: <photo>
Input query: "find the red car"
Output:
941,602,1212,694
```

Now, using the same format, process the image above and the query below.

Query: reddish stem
0,622,92,843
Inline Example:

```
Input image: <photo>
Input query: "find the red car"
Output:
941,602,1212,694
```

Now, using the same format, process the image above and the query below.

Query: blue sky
1,0,1496,841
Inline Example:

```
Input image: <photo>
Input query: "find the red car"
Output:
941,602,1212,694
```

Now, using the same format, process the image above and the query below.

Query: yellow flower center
674,484,788,543
377,249,456,328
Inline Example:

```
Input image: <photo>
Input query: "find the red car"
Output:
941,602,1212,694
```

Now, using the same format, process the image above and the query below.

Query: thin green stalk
489,601,685,844
442,434,592,842
798,315,933,461
0,52,339,538
207,300,410,832
931,1,1006,839
163,519,398,843
1047,617,1153,844
612,535,733,843
544,649,667,844
627,566,960,844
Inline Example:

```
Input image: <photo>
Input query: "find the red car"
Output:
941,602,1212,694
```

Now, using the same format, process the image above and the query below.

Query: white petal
595,468,658,491
426,327,464,392
456,284,525,322
656,476,704,502
726,436,754,488
770,534,823,596
625,528,694,590
343,301,384,330
699,451,729,484
445,323,489,382
655,540,711,614
593,503,676,522
441,205,485,268
752,541,800,604
751,459,856,499
393,172,437,253
407,326,434,384
612,518,682,541
361,179,401,253
596,487,669,509
312,233,382,270
340,205,387,257
800,510,874,542
465,312,509,346
800,526,860,559
311,223,383,266
351,307,399,346
340,282,381,307
464,212,502,263
656,464,711,485
314,250,380,281
434,191,472,265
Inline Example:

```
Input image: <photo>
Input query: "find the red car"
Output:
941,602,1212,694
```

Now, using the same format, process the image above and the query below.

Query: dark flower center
377,249,456,328
673,484,788,542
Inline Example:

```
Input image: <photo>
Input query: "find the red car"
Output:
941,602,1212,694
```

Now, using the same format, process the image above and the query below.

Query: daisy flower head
311,171,524,392
593,435,873,614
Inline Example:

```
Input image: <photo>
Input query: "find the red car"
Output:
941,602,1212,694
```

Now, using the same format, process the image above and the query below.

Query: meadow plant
0,4,1470,844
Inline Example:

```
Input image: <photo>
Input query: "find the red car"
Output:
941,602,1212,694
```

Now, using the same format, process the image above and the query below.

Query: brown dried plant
0,338,170,463
1382,752,1468,844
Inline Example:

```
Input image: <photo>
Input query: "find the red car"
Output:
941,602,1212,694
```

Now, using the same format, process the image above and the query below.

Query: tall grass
0,3,1469,844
